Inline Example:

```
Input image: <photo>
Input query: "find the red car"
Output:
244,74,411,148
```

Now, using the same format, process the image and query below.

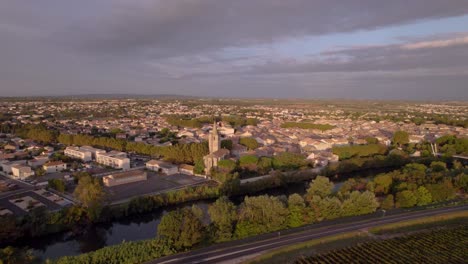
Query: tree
287,194,306,228
35,167,45,177
257,157,272,175
454,173,468,193
235,195,288,238
402,163,427,184
414,186,432,206
73,174,105,220
430,161,447,172
0,246,35,264
425,180,456,202
305,176,334,201
381,194,394,210
220,139,233,151
239,137,259,150
341,191,379,217
396,190,417,208
239,155,259,171
48,179,66,193
208,197,237,242
309,196,342,221
272,152,307,170
392,130,409,146
373,173,393,195
157,207,204,250
193,159,205,175
217,159,237,173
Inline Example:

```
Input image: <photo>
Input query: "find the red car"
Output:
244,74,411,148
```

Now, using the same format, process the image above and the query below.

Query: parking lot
0,189,70,216
105,172,211,203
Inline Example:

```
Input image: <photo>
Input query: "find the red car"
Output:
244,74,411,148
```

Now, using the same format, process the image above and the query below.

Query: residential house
43,161,67,173
11,165,34,179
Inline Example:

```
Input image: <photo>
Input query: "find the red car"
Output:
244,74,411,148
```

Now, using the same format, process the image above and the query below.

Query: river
23,167,393,261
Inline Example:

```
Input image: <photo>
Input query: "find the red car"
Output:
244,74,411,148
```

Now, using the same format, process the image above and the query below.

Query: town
0,99,466,217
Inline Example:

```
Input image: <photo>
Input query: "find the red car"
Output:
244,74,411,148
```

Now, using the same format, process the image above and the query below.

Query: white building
43,161,67,173
11,165,34,179
64,146,92,162
96,151,130,170
1,160,27,174
28,156,49,168
146,160,178,175
80,146,106,159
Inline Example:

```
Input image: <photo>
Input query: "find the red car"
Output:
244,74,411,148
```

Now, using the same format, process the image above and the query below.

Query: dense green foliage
0,246,36,264
272,152,308,170
435,135,468,156
208,197,237,242
239,137,259,150
235,195,289,238
73,174,106,221
332,143,387,160
298,226,467,264
48,179,66,193
280,122,335,131
14,124,58,144
392,130,409,146
157,207,204,250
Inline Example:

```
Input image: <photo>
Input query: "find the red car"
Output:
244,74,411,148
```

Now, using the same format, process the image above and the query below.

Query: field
296,226,467,264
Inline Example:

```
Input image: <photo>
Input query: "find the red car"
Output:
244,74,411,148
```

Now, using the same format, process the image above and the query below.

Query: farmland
295,225,467,264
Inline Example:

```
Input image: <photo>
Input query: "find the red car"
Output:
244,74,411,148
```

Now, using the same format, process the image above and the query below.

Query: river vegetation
45,160,466,264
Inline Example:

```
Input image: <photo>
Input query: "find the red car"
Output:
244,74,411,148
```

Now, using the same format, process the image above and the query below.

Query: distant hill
0,94,198,100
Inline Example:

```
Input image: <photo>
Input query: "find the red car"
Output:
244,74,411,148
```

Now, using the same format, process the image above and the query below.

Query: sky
1,0,468,100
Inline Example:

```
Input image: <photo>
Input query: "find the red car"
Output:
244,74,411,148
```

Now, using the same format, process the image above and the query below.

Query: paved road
149,205,467,264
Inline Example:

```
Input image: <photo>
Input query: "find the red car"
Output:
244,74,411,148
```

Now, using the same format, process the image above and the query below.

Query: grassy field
247,210,468,264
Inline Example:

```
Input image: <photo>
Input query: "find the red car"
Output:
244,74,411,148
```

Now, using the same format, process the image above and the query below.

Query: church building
203,121,229,175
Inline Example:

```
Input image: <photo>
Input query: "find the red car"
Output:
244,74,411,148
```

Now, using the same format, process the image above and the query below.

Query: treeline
332,144,387,160
58,134,209,164
13,124,57,144
325,153,412,177
280,122,335,131
213,152,311,179
166,115,258,128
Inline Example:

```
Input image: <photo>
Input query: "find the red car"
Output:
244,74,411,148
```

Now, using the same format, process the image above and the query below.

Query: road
149,205,467,264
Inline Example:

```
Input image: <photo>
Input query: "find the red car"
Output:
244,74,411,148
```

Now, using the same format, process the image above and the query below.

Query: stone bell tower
208,121,220,153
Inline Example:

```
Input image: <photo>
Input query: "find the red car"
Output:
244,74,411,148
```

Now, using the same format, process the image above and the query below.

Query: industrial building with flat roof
103,170,147,187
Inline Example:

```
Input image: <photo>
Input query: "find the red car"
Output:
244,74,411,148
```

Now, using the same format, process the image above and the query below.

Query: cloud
64,0,468,58
248,33,468,75
402,35,468,49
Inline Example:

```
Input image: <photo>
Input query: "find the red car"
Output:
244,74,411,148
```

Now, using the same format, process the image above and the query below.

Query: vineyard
296,226,467,264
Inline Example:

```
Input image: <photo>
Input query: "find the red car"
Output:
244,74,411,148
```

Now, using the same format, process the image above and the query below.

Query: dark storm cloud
67,0,468,58
1,0,468,99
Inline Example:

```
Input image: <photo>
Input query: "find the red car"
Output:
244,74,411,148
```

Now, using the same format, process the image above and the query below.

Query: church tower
208,121,220,154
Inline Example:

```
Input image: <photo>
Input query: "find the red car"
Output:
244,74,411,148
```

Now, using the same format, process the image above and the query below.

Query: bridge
430,143,468,160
